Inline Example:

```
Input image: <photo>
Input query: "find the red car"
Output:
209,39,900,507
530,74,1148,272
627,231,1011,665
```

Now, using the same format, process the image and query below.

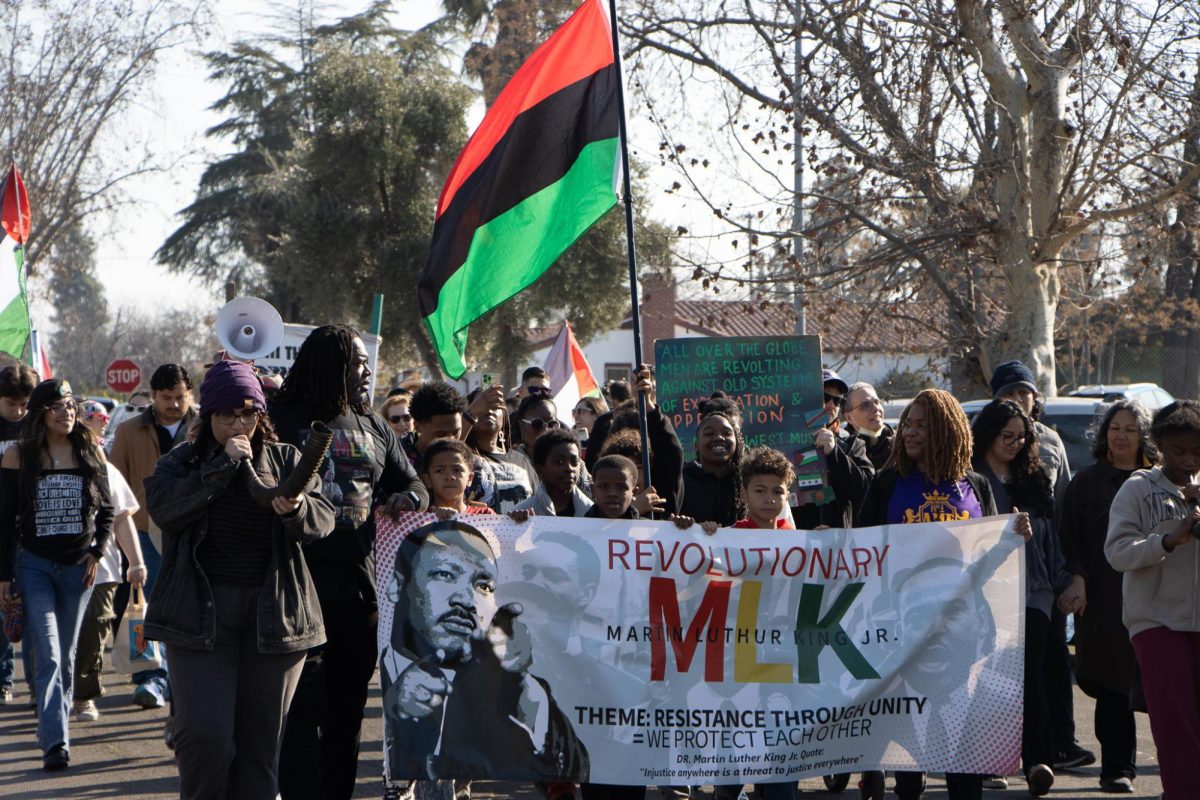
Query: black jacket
858,467,998,528
679,461,741,526
144,441,335,654
793,432,875,529
845,423,895,470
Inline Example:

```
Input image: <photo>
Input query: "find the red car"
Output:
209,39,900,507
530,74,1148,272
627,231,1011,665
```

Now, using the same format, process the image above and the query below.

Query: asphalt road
0,656,1165,799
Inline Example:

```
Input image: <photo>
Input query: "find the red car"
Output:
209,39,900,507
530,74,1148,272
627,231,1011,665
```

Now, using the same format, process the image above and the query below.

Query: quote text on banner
375,513,1025,784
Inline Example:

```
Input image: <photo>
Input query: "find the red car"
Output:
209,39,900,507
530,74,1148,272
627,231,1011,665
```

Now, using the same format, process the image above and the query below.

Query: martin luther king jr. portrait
380,519,589,781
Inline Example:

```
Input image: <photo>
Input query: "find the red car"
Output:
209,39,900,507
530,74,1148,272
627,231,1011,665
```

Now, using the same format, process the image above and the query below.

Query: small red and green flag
0,163,32,359
418,0,620,378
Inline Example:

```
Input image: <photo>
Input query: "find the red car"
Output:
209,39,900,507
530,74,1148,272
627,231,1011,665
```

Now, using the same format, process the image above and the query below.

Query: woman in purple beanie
143,360,335,800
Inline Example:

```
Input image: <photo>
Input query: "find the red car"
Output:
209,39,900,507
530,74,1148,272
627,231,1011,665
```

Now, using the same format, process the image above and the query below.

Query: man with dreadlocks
271,324,429,800
858,388,1031,800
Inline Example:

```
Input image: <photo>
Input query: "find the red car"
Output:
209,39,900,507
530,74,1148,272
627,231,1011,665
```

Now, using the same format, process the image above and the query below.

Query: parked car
960,397,1110,471
1069,382,1174,411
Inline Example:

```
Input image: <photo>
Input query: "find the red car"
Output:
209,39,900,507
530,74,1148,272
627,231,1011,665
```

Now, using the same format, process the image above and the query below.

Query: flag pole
606,0,655,506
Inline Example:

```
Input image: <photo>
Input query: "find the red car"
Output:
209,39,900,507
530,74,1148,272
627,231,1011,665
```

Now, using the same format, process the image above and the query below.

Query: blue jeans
133,531,169,694
17,550,93,754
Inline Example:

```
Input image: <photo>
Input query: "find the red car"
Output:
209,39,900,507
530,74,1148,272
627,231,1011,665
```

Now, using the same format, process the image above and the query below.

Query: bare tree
1,0,206,268
624,0,1200,393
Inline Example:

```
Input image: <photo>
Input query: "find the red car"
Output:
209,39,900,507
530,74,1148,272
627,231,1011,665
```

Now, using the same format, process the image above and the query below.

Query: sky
81,0,445,317
56,0,753,335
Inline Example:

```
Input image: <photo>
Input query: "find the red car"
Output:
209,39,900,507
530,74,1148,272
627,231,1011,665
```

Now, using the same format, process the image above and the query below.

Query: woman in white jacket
1104,400,1200,800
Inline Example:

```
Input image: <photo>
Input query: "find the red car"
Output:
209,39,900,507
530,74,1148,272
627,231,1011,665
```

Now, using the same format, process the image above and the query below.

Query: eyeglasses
847,396,882,413
388,413,412,424
999,432,1028,446
572,407,595,416
527,386,553,397
823,393,845,407
520,417,562,433
213,410,260,426
47,400,77,416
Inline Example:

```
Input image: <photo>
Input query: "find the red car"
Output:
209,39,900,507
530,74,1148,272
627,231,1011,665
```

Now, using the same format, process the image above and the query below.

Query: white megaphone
215,297,285,361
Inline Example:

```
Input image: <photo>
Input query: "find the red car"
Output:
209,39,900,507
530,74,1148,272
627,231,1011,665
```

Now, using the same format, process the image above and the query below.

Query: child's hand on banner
1011,507,1033,541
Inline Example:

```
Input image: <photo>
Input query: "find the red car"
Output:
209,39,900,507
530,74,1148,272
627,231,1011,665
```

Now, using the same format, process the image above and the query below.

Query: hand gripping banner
375,513,1025,784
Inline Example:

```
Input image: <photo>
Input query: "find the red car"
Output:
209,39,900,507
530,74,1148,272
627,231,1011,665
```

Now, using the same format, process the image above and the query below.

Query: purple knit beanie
200,360,266,416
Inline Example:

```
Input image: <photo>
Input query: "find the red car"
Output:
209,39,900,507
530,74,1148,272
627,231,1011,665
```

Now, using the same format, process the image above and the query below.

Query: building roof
526,296,944,353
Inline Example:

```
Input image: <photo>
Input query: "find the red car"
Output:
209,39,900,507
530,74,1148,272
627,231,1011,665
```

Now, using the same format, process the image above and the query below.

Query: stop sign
105,359,142,394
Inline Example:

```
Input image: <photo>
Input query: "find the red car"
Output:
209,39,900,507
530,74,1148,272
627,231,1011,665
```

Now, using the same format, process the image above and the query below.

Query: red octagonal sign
105,359,142,394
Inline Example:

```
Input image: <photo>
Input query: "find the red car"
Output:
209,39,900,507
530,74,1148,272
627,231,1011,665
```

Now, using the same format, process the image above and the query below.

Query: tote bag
112,587,164,673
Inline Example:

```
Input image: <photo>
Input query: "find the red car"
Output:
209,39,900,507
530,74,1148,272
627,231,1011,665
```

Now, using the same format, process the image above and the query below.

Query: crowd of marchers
0,326,1197,800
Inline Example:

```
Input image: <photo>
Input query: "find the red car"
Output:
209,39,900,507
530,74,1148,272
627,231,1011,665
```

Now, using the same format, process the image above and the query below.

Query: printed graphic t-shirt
886,471,983,525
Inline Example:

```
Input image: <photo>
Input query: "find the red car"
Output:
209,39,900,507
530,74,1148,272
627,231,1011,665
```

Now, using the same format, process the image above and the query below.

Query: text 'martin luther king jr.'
380,519,589,781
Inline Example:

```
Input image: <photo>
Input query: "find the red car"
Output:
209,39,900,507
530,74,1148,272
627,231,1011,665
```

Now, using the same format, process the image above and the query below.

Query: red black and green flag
419,0,620,378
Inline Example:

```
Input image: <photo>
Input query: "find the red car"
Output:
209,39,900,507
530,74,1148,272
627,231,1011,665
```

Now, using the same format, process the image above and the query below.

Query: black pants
1045,606,1077,751
1023,608,1054,772
171,584,306,800
894,771,981,800
1091,685,1136,780
279,594,378,800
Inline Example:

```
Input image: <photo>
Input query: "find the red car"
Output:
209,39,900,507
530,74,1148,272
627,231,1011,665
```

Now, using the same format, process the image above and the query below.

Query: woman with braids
144,360,335,799
858,389,1031,800
0,379,114,770
1057,401,1156,793
679,404,746,526
269,324,429,800
972,399,1070,797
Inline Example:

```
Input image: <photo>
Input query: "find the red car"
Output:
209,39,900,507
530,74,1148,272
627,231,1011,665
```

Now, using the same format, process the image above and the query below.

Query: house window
605,364,632,384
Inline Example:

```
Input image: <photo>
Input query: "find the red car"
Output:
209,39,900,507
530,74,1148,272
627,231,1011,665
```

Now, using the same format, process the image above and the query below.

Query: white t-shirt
96,462,140,585
161,420,184,439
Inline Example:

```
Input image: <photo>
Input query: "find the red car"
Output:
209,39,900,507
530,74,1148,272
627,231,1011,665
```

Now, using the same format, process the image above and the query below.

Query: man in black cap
988,359,1094,773
793,369,874,529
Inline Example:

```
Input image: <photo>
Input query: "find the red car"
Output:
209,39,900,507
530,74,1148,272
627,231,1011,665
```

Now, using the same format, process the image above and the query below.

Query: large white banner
375,513,1025,784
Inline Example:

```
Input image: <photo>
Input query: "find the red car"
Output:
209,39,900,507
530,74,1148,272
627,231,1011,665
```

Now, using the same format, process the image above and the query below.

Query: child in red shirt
708,446,795,531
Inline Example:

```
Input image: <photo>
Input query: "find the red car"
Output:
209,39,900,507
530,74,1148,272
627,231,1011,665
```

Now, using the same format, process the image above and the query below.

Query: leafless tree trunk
1163,64,1200,398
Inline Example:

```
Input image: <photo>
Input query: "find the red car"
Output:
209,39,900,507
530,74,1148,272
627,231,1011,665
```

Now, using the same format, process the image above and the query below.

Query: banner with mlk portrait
375,513,1025,784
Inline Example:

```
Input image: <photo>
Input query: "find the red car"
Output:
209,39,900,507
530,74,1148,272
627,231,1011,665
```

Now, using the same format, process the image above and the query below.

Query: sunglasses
527,386,553,397
823,393,845,407
388,413,413,424
520,417,562,433
47,400,78,416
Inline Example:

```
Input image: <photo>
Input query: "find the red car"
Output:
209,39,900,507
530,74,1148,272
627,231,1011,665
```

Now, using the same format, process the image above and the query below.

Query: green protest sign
654,335,825,460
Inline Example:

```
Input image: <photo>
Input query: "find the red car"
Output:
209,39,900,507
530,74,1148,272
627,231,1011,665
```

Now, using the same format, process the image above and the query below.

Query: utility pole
792,4,807,335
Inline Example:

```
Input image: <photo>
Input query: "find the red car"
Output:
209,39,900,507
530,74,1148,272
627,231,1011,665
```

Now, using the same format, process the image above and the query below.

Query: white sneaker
984,776,1010,789
74,699,100,721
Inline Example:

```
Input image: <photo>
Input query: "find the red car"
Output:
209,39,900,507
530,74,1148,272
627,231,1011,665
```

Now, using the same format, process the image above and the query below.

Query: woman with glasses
971,398,1069,796
512,394,566,454
143,360,334,799
0,379,114,770
380,389,413,439
571,396,608,450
